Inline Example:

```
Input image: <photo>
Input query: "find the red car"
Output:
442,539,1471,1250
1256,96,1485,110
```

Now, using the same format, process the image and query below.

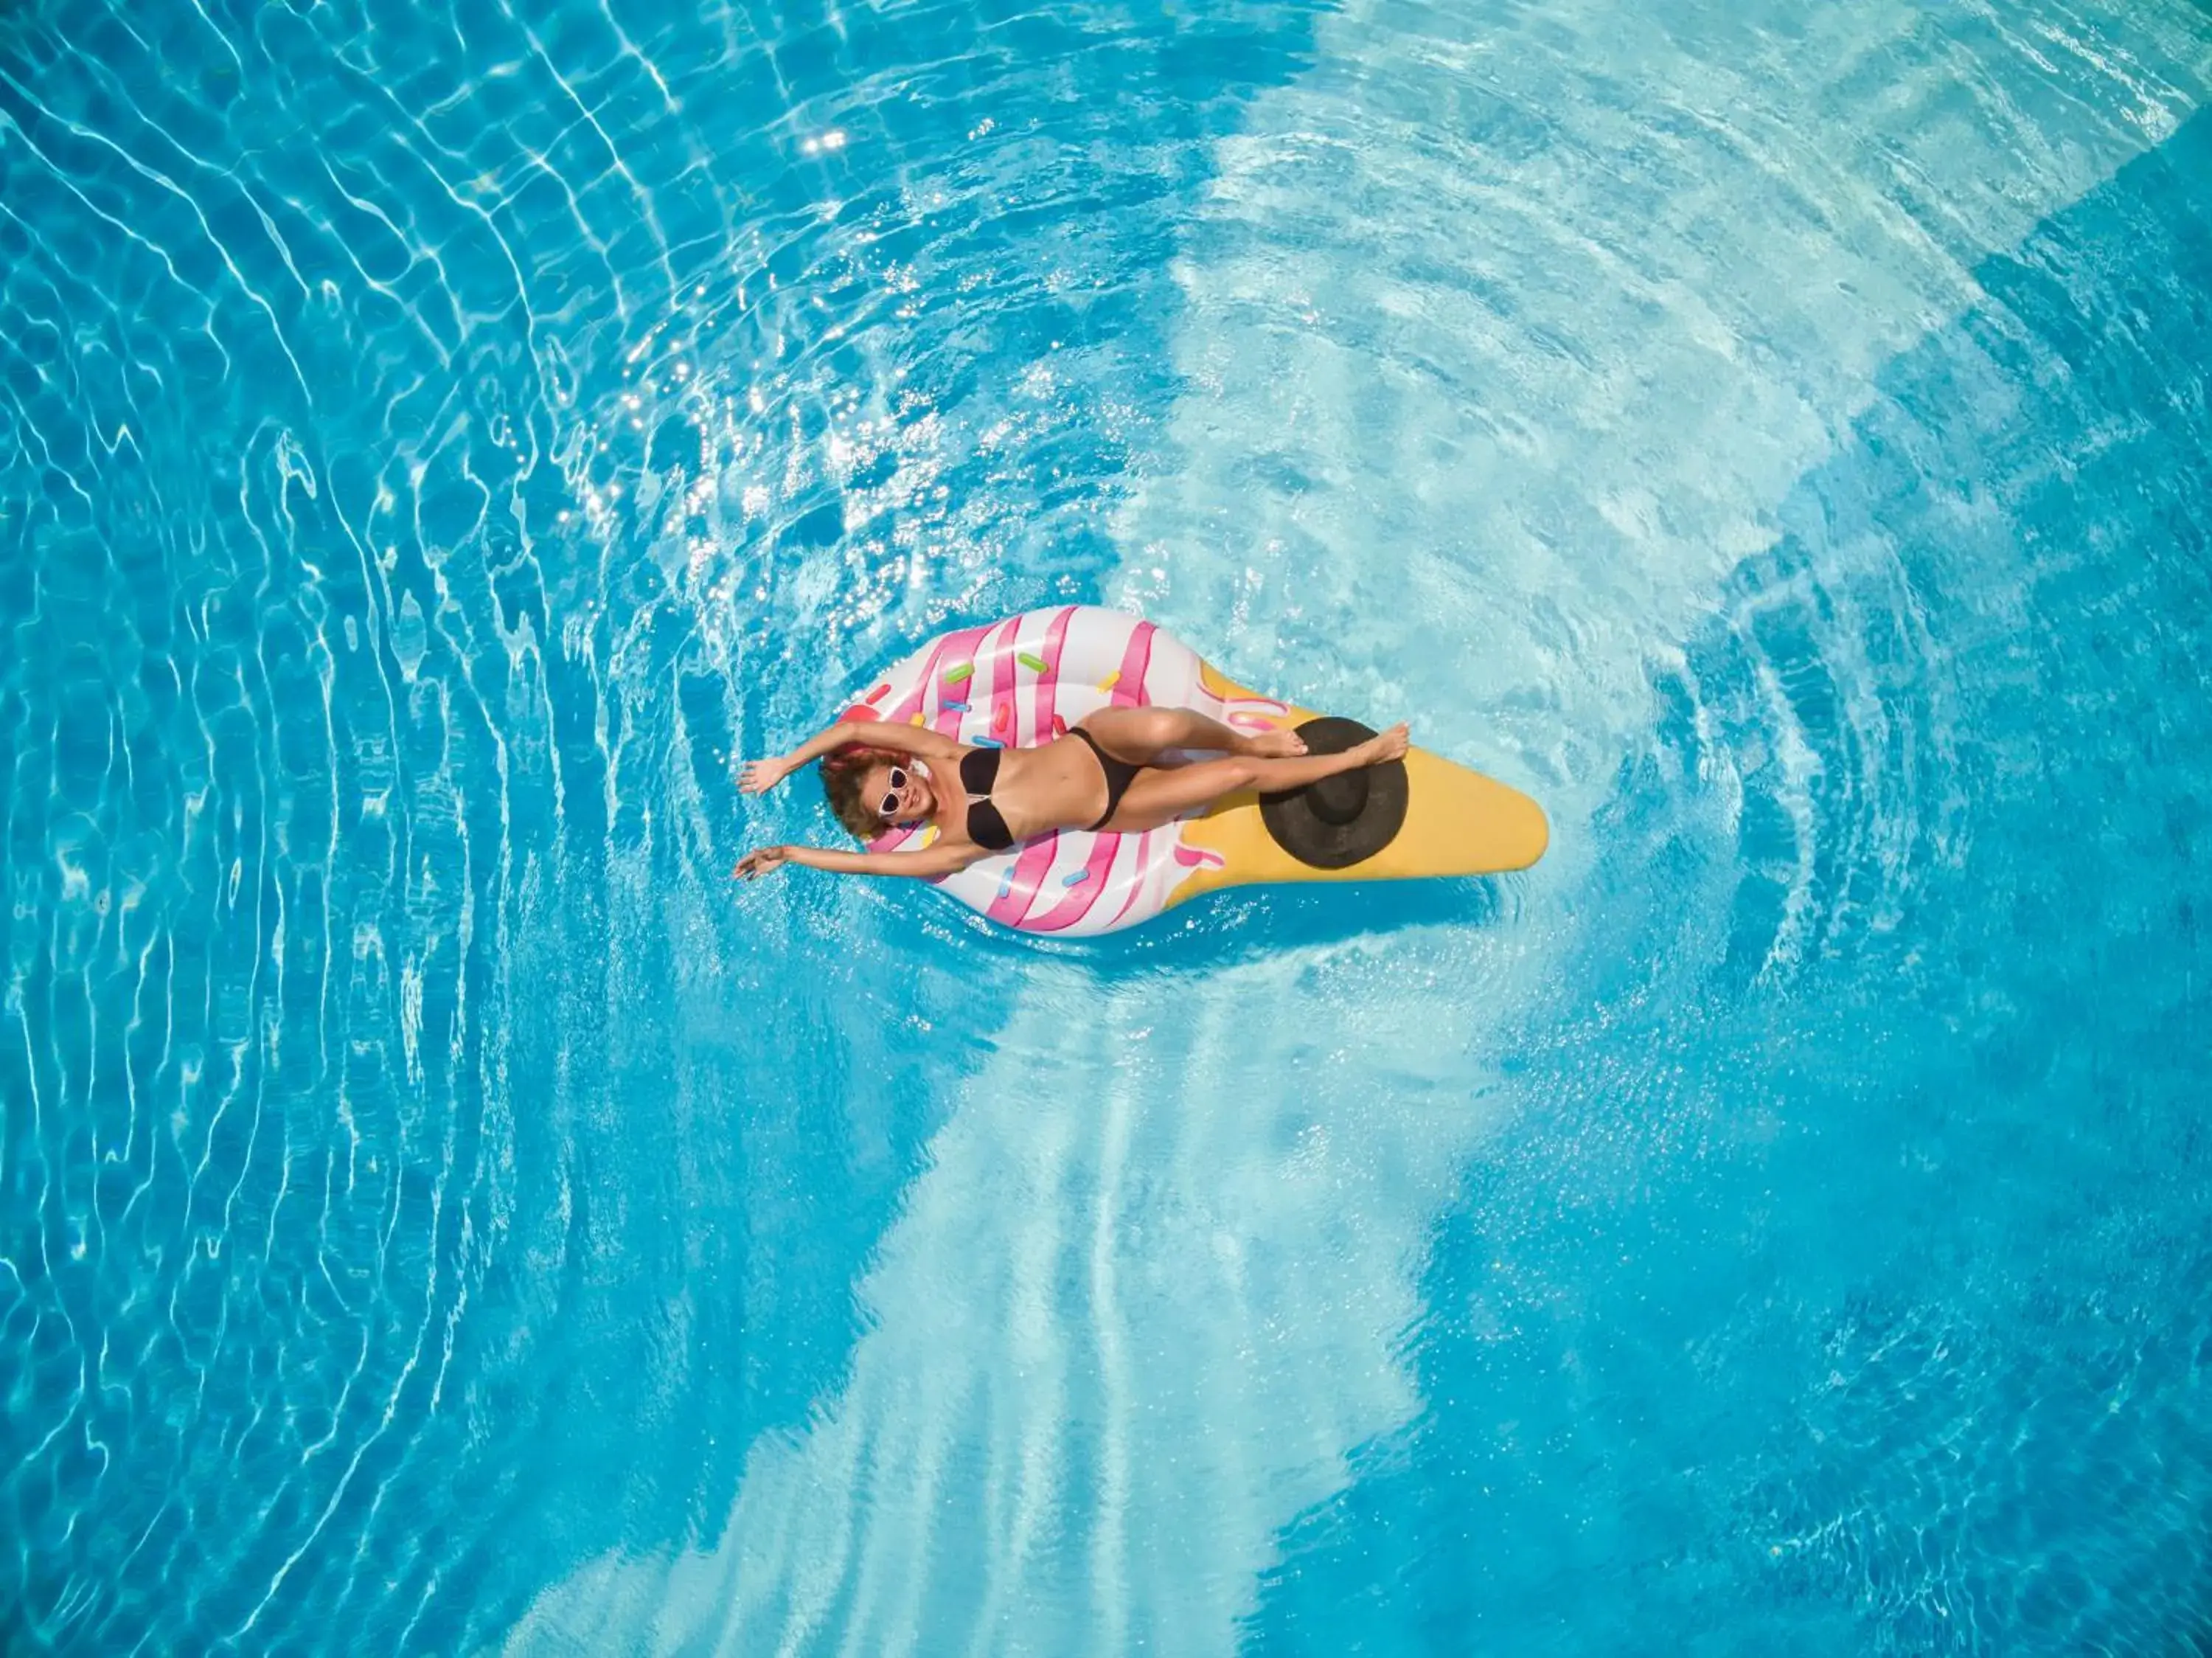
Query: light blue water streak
1249,108,2212,1656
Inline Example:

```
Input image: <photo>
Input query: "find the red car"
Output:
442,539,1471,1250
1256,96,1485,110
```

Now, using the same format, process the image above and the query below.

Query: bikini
960,729,1139,853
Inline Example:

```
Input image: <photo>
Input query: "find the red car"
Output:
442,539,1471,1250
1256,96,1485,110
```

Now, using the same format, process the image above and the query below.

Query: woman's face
868,760,931,827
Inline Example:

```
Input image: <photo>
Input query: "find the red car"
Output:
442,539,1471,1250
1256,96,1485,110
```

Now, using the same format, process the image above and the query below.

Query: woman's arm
734,839,982,881
741,718,964,793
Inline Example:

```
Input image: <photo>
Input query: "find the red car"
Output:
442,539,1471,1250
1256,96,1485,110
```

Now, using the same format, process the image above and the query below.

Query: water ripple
7,0,2212,1652
0,0,1328,1648
492,0,2212,1652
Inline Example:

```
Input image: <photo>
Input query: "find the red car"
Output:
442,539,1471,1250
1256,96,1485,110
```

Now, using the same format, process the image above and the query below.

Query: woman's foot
1352,722,1411,766
1241,726,1309,759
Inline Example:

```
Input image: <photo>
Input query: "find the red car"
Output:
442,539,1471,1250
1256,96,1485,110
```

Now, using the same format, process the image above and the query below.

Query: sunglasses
877,766,910,819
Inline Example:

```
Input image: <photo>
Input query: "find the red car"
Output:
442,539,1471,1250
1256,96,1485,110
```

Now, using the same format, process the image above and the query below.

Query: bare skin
734,706,1411,881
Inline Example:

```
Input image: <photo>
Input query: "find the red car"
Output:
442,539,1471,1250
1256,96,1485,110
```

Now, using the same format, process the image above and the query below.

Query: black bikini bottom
1071,726,1141,830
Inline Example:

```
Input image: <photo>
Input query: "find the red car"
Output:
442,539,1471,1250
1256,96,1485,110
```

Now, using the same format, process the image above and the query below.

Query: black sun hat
1259,717,1408,870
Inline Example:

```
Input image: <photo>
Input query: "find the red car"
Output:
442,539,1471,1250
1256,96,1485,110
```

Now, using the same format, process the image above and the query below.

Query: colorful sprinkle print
1018,651,1050,674
1096,670,1120,693
943,662,975,686
1061,870,1089,887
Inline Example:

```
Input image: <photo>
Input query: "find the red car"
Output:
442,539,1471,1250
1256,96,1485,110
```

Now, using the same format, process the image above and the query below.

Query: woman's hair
821,745,908,841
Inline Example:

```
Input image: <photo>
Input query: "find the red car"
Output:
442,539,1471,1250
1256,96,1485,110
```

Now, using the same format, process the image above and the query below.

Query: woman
734,705,1411,881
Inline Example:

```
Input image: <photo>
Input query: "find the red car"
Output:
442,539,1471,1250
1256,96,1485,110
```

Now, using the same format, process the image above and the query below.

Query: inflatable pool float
841,606,1546,935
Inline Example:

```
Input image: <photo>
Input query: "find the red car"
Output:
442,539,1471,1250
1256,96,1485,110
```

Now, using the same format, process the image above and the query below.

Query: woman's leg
1102,724,1410,833
1079,705,1306,763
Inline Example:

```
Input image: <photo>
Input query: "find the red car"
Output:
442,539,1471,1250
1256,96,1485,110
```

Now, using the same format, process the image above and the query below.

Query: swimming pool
4,0,2209,1651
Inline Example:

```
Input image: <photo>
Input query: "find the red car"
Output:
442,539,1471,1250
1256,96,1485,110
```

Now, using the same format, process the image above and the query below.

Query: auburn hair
821,745,911,841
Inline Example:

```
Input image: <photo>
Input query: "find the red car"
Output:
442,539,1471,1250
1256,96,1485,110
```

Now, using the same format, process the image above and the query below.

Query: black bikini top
961,746,1015,852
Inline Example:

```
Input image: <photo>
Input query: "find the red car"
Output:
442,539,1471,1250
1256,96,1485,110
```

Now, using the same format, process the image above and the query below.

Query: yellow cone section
1164,681,1549,912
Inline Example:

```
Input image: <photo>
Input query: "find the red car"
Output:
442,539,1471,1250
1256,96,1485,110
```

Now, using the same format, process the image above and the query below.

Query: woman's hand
740,755,794,794
734,844,790,881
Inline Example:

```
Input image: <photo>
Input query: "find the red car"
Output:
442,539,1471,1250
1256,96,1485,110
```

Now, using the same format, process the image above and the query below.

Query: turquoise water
4,0,2211,1652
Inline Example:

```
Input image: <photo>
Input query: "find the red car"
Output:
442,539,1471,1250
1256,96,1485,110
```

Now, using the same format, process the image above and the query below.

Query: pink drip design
986,616,1020,745
938,618,1016,739
986,832,1062,928
1030,606,1076,744
1105,830,1156,929
1224,695,1290,734
884,623,988,727
1026,833,1124,933
1110,620,1157,708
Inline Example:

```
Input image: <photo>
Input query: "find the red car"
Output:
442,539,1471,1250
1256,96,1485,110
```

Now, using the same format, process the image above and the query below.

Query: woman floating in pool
734,707,1411,881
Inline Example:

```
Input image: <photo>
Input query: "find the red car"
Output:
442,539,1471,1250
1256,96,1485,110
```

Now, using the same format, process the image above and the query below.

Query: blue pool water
4,0,2211,1651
